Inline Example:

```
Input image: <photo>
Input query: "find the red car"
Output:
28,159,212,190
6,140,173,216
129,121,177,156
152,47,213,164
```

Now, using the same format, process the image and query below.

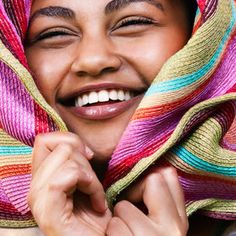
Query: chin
92,144,116,162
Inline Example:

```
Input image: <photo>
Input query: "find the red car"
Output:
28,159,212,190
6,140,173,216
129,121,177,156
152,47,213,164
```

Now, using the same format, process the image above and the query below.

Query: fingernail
85,146,94,159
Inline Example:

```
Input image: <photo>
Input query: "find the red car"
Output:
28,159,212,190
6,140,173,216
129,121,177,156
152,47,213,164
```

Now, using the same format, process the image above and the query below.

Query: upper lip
58,82,147,103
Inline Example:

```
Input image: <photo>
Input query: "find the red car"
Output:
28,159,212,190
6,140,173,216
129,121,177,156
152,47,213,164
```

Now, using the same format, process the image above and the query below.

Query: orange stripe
0,164,31,178
132,78,210,120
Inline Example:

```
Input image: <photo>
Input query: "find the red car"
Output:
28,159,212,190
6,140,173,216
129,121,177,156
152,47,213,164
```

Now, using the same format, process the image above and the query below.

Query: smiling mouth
59,87,145,120
60,88,143,107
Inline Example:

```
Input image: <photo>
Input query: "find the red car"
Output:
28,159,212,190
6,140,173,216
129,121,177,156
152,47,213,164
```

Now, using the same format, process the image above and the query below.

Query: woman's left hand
106,167,189,236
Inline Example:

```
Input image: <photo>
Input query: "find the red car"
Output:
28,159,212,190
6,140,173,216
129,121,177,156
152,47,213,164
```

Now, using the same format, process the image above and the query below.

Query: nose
71,35,122,77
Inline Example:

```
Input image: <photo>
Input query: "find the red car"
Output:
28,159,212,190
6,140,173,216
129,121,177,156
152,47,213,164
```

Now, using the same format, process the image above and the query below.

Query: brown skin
25,0,190,164
22,0,197,235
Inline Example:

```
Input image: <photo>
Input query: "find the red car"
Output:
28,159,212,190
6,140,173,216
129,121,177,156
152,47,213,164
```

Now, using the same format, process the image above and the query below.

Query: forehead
31,0,170,13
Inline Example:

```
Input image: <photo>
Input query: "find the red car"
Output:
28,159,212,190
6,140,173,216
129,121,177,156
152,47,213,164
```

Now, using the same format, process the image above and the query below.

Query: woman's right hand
28,132,112,236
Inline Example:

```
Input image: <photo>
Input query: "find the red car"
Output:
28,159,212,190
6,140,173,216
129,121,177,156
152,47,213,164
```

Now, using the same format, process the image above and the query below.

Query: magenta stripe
0,62,35,146
109,34,236,170
2,174,31,214
203,0,218,22
180,176,236,201
0,181,10,204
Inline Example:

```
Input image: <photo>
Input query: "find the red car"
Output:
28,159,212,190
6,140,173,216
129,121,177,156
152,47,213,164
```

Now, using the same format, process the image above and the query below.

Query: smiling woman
25,0,192,163
0,0,236,236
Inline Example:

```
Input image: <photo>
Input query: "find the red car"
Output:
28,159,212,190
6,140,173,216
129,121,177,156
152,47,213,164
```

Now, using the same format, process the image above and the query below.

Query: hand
28,132,112,236
106,167,188,236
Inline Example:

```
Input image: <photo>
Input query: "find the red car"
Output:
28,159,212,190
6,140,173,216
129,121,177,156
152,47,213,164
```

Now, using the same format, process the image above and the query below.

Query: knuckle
114,200,131,212
64,132,83,146
160,166,178,177
39,219,53,233
57,143,73,154
146,172,164,184
34,133,47,146
48,180,61,192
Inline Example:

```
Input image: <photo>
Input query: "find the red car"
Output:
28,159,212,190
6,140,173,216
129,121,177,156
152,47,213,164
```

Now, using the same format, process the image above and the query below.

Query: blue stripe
172,146,236,177
0,146,32,156
146,5,236,95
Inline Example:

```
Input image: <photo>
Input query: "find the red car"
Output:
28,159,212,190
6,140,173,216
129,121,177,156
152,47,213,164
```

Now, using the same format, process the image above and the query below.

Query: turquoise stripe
0,146,32,156
146,5,236,95
172,146,236,177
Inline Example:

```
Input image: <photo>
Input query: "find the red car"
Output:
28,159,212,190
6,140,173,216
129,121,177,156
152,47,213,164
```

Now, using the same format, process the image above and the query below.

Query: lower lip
68,95,143,120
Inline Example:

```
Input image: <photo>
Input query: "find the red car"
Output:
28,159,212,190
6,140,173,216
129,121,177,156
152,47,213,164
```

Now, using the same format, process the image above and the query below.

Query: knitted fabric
0,0,235,228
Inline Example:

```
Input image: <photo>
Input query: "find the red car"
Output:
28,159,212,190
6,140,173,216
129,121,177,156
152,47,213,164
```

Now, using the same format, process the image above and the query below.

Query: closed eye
35,29,74,41
116,17,155,29
25,27,79,48
37,30,70,41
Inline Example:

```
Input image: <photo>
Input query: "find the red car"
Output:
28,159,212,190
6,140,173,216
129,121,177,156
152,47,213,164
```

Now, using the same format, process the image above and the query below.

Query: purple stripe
0,211,33,220
0,62,35,146
2,174,31,214
109,33,236,169
203,0,218,22
0,2,24,58
0,180,10,204
180,176,236,201
207,35,236,97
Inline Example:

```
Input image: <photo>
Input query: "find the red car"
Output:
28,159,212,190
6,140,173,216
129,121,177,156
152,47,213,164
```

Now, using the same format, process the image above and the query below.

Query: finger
29,159,91,216
106,217,132,236
31,143,72,186
76,170,107,213
159,167,188,227
119,178,144,203
113,200,151,235
143,172,181,224
32,141,93,185
32,143,107,213
33,132,93,173
28,160,92,232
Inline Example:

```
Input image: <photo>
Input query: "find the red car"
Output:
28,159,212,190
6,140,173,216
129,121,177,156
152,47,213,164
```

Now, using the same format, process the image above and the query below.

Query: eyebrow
105,0,164,14
29,6,75,24
29,0,163,24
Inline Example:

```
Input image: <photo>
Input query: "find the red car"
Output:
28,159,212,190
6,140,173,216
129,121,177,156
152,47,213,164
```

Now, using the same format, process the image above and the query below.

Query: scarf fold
0,0,235,228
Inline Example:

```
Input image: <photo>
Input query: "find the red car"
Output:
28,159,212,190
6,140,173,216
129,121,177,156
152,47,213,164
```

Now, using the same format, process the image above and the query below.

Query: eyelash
33,17,154,42
117,17,154,28
35,29,73,41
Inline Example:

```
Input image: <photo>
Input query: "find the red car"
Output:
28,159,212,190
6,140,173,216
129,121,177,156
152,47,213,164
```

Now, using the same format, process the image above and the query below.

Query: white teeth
88,91,98,104
109,90,118,101
125,91,131,101
118,90,125,101
78,97,83,107
98,90,109,102
82,94,89,106
75,89,134,107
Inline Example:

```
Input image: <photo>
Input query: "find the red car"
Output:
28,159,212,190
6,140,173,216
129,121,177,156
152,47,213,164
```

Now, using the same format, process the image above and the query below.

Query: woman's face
25,0,190,164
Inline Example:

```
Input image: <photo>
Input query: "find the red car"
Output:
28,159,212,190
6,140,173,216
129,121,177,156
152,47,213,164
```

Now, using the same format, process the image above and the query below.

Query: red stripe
0,164,31,179
133,78,211,120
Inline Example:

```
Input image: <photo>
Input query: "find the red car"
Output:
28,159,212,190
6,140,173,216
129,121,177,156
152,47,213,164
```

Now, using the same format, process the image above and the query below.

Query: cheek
26,49,72,102
118,29,189,85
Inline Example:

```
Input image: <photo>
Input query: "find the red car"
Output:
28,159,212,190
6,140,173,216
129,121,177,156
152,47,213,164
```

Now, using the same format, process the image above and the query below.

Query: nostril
76,71,88,77
101,66,118,74
75,66,118,77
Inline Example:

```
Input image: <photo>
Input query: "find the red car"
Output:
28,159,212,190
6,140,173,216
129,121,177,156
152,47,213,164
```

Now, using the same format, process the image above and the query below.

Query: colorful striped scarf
0,0,235,228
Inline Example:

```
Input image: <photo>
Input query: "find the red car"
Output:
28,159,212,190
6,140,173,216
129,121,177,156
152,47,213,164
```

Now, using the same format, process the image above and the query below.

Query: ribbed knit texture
0,0,235,228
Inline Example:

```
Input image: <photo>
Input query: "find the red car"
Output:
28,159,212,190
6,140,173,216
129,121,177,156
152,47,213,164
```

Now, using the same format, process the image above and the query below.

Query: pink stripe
0,62,35,146
180,176,236,201
2,174,31,214
0,2,27,66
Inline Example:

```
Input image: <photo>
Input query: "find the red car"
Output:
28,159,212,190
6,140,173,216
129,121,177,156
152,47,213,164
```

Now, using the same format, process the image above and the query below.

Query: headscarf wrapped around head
0,0,235,228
